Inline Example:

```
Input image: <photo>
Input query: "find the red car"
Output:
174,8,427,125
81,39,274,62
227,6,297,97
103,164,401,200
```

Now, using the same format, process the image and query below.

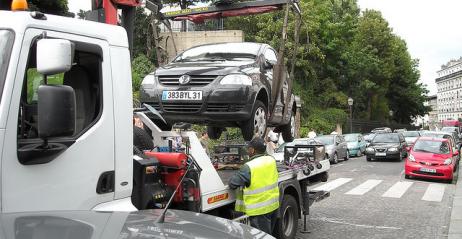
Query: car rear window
413,140,450,154
402,131,420,137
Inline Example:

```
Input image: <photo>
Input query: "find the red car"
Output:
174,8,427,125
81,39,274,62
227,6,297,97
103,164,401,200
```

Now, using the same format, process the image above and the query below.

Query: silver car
316,135,349,164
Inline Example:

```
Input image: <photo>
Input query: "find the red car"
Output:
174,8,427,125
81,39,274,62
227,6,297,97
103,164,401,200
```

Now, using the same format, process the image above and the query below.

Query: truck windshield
0,30,14,103
173,43,260,62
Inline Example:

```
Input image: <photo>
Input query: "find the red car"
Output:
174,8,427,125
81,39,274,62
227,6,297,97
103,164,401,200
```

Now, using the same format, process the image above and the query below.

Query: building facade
436,57,462,121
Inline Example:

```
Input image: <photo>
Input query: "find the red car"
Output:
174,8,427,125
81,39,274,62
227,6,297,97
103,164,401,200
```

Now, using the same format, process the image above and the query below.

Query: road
296,155,458,239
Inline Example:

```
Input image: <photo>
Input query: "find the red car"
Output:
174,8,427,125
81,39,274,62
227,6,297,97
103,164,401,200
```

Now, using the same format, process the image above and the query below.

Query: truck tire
280,113,295,142
133,126,154,151
274,195,298,239
241,100,267,141
207,126,224,140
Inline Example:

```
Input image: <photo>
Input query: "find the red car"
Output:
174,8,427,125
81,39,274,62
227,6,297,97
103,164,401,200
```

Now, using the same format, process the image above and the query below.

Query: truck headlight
408,154,415,162
444,158,452,165
388,147,398,152
220,74,252,86
141,74,157,89
366,147,374,153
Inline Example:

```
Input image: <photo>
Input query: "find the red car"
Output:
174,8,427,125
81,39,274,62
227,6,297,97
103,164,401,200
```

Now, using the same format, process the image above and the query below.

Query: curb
449,161,462,239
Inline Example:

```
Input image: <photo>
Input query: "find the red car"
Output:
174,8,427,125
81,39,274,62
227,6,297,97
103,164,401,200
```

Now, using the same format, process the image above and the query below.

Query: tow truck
0,1,330,238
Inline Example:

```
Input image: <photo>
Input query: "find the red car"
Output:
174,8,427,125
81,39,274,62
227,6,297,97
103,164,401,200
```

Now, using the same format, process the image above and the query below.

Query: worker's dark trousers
249,209,278,235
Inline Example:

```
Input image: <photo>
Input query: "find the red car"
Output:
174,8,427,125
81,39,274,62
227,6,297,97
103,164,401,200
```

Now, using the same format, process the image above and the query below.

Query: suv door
2,29,115,212
398,134,407,156
263,47,283,122
337,136,347,158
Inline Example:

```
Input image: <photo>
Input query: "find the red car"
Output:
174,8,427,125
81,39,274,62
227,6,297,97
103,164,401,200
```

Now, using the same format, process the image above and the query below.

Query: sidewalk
449,162,462,239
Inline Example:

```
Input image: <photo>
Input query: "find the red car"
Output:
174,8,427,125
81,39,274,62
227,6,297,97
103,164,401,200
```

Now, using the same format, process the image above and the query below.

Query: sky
68,0,462,95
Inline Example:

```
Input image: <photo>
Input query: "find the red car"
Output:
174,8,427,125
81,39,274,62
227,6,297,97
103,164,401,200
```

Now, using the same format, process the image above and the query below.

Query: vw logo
179,75,191,85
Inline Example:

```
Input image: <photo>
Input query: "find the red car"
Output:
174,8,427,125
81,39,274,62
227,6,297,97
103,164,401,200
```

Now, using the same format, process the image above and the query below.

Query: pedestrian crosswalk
312,178,448,202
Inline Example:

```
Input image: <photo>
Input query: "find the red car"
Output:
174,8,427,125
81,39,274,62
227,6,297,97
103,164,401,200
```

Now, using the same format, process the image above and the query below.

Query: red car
405,137,458,183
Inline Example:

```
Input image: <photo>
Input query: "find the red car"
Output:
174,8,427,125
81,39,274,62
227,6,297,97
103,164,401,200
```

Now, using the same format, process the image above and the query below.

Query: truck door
2,28,115,212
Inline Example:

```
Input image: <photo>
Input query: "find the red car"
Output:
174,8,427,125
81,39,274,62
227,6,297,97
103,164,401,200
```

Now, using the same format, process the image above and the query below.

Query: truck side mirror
38,85,76,138
17,85,76,165
37,39,74,75
264,59,276,69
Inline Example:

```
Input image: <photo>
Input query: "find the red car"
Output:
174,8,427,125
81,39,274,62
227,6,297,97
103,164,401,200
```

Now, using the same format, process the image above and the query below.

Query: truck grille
161,102,202,113
158,75,218,86
207,103,245,112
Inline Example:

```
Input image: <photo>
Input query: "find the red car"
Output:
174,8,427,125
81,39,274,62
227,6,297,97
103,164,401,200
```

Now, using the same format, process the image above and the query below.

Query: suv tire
241,100,267,141
207,126,224,140
280,113,295,142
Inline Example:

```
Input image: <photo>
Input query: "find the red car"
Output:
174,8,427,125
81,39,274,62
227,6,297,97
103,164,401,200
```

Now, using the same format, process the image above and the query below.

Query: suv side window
18,41,103,140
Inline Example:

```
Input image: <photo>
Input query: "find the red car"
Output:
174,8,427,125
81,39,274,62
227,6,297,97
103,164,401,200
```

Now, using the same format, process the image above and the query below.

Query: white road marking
345,179,382,195
312,178,353,192
382,181,413,198
310,217,402,230
422,184,446,202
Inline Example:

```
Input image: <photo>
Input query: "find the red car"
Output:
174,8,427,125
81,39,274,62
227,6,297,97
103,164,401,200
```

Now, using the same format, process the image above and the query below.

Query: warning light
11,0,28,11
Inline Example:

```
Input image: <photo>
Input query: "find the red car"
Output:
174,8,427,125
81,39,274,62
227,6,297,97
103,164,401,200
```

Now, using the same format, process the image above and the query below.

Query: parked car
315,135,349,164
363,133,376,146
273,138,309,162
394,128,407,133
442,127,462,142
401,130,421,147
405,137,458,183
344,133,367,157
365,133,408,161
371,127,392,133
421,131,461,161
140,42,298,141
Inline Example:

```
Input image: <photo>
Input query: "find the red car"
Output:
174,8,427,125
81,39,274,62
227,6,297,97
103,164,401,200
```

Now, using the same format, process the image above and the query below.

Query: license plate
162,91,202,101
375,152,386,156
420,168,436,173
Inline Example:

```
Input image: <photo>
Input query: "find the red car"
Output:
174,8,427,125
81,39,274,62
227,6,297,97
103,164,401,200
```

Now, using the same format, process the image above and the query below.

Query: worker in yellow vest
229,137,280,235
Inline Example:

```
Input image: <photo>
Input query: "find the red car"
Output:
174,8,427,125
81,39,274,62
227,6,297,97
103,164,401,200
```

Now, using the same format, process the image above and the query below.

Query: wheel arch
278,179,302,218
255,88,269,108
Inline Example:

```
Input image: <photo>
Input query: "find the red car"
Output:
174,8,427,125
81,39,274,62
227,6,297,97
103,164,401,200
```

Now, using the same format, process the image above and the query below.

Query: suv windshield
0,30,14,104
173,43,260,62
413,140,450,154
316,136,334,145
372,133,399,143
402,131,420,137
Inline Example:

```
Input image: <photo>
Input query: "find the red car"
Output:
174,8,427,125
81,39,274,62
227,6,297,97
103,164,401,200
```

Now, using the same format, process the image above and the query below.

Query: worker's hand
134,117,144,129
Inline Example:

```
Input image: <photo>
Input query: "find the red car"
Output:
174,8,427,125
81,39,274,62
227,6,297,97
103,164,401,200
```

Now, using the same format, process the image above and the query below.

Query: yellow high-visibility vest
235,155,280,216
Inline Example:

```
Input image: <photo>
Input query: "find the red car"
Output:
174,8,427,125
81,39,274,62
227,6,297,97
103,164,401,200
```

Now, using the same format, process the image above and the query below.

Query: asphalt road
296,155,458,239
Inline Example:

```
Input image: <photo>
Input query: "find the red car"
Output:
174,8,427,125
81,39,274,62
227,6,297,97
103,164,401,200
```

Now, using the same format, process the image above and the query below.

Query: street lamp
389,110,393,125
348,97,354,133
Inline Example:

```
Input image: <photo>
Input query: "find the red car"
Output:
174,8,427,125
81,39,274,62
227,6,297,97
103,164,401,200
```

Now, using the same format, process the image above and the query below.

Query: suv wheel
281,113,295,142
207,126,224,140
241,100,267,141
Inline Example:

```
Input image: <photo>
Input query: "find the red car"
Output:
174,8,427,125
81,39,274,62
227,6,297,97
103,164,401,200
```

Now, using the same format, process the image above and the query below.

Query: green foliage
225,0,428,131
132,54,154,96
29,0,69,15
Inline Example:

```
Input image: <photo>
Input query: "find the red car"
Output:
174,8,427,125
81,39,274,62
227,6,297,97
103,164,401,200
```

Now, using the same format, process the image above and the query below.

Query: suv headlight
220,74,252,86
366,147,374,153
408,154,415,162
388,147,398,152
141,74,157,89
444,158,452,165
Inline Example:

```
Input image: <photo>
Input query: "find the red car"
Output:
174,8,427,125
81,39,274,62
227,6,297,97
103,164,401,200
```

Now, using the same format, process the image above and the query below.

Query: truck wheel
133,126,154,151
280,113,295,142
241,100,267,141
207,126,224,140
274,195,298,239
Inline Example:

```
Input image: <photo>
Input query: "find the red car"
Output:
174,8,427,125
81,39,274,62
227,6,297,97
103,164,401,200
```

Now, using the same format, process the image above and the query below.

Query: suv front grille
158,75,218,86
207,103,245,112
162,102,202,113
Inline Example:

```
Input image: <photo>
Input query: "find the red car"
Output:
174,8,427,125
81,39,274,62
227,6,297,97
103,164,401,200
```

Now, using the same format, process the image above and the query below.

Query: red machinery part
174,6,279,24
145,152,188,169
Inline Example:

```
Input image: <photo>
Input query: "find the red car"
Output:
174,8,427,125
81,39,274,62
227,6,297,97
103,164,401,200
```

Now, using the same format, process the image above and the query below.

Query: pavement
296,155,456,239
449,161,462,239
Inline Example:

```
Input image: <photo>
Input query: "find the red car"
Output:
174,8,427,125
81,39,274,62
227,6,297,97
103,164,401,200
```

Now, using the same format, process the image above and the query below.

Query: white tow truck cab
1,9,330,238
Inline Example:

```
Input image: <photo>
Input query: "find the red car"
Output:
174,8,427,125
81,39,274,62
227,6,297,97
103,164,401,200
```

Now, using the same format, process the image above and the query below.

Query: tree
224,0,428,131
77,9,86,19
